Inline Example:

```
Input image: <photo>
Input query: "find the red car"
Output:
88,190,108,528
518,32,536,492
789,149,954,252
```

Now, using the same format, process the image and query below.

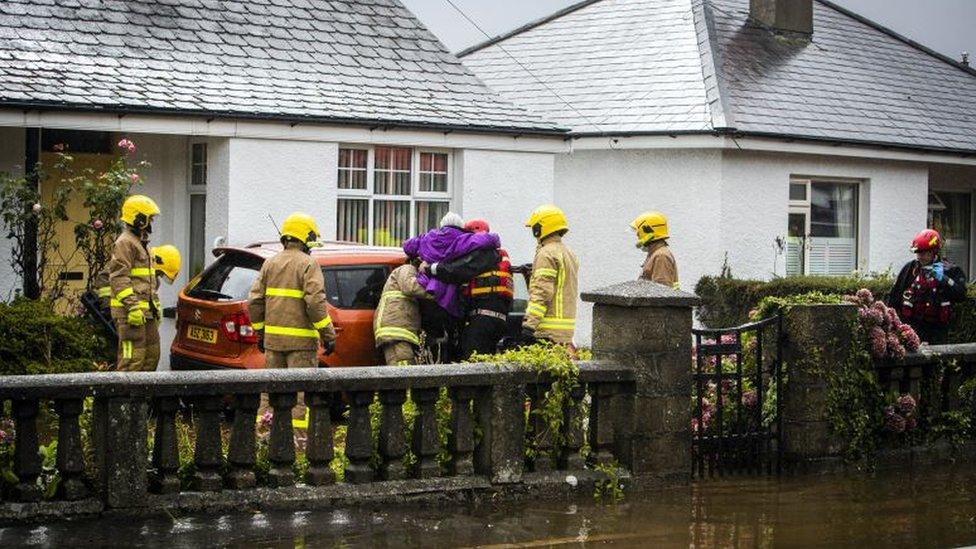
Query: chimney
750,0,813,36
962,52,970,67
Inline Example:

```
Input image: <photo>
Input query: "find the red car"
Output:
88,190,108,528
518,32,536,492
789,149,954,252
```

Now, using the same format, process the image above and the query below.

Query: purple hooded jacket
403,227,501,317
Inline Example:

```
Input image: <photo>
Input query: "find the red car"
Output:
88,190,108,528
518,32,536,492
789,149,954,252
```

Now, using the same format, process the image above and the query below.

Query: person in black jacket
421,219,513,358
887,229,968,345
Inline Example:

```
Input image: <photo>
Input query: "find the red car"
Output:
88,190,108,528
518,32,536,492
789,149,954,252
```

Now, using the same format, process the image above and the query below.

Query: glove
520,326,537,345
256,331,265,354
931,261,945,282
323,339,336,356
127,308,145,327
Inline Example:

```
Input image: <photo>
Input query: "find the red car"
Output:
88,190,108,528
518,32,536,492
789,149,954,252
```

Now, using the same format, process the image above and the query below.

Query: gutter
0,100,571,139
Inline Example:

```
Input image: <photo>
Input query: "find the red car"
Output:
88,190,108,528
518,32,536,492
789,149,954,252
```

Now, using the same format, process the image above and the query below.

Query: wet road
3,462,976,547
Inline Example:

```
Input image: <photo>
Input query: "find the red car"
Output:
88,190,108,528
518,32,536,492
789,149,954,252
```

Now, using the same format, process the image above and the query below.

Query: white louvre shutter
808,237,855,276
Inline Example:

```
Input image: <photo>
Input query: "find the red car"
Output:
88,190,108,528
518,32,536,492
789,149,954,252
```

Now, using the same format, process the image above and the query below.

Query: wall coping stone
581,280,701,308
883,342,976,366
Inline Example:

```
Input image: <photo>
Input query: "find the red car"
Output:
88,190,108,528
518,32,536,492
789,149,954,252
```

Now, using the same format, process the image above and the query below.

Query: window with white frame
928,191,972,274
336,146,451,246
188,142,207,277
787,179,859,276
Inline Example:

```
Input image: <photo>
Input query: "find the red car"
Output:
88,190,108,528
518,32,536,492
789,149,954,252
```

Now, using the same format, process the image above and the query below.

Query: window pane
786,213,806,276
322,266,389,309
373,200,410,246
374,147,411,195
930,191,971,270
808,182,857,275
416,201,448,234
789,183,806,201
337,199,369,244
191,143,207,187
419,152,448,193
189,194,207,277
810,183,856,238
338,148,367,190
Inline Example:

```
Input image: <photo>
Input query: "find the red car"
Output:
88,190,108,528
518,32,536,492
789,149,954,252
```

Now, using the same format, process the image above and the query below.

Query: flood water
3,462,976,548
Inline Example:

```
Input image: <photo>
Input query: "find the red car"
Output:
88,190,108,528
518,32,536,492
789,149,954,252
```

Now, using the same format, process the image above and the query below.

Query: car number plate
187,325,217,344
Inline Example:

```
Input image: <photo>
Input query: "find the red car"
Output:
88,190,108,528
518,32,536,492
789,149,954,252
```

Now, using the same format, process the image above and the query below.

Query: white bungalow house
0,0,568,312
461,0,976,336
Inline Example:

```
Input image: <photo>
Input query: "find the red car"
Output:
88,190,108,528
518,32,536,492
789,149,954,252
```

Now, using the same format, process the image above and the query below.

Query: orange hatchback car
170,241,405,370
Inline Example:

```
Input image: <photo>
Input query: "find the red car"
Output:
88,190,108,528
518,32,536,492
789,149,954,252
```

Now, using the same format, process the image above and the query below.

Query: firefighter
521,205,579,347
107,194,162,371
374,254,430,365
248,213,335,421
631,211,678,288
887,229,968,345
424,219,513,357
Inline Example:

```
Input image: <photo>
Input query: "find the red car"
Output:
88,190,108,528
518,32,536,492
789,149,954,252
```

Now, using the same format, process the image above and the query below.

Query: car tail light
221,312,258,344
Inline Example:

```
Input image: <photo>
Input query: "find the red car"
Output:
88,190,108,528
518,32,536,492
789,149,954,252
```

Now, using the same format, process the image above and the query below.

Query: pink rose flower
92,219,104,230
117,138,136,153
52,143,65,152
129,173,140,183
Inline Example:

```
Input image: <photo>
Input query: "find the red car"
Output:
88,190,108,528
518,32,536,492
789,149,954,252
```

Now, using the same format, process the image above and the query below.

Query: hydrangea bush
845,288,921,359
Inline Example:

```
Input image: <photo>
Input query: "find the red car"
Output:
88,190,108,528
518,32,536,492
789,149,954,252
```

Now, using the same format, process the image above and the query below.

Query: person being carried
630,211,678,288
422,218,513,358
886,229,968,345
403,212,500,360
373,253,431,365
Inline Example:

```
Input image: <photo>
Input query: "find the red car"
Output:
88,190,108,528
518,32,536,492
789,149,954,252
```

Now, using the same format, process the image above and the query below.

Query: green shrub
0,298,105,375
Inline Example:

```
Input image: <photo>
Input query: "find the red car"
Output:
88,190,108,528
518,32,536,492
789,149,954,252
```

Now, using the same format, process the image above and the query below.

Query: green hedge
695,275,976,344
0,298,105,375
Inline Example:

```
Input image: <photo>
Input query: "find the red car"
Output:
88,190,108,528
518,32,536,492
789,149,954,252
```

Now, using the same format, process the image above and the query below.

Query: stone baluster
226,394,259,490
95,397,149,509
12,398,41,502
528,384,554,472
473,374,526,484
54,398,87,500
344,391,374,484
378,390,407,481
305,393,335,486
588,382,617,466
193,395,224,492
411,387,441,479
559,384,586,470
268,393,297,487
448,387,475,476
150,396,181,494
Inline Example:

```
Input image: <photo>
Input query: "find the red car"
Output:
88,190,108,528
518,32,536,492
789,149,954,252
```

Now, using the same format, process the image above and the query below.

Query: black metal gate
692,316,783,478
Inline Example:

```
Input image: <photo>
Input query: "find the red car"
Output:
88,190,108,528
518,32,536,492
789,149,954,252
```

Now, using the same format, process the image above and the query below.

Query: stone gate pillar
582,280,700,487
781,304,857,464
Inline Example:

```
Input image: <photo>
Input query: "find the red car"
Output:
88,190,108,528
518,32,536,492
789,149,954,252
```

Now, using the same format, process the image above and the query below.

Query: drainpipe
23,127,40,299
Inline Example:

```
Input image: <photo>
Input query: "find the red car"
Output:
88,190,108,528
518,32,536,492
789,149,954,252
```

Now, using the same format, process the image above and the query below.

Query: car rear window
323,266,389,310
187,253,262,301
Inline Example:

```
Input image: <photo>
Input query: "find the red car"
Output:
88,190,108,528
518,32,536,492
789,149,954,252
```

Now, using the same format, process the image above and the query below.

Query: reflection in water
2,463,976,547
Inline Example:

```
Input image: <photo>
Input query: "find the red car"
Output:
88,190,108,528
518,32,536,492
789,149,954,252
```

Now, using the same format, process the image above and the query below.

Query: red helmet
911,229,942,252
464,218,490,233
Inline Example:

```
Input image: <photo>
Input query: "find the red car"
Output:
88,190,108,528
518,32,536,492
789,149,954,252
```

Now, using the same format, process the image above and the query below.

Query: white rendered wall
555,148,724,345
721,151,928,279
457,149,556,267
0,126,25,299
215,138,338,247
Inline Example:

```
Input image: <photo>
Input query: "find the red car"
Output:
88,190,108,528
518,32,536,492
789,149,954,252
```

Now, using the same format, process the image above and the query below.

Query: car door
320,264,391,366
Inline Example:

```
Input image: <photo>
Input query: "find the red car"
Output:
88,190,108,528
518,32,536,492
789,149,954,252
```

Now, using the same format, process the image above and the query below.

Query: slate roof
460,0,976,154
0,0,561,135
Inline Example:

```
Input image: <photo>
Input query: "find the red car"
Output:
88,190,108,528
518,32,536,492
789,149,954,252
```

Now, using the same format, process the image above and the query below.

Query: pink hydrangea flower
742,389,758,408
259,410,273,427
0,429,7,444
856,288,874,304
869,327,887,358
905,417,917,431
897,394,916,415
899,325,921,352
117,138,136,153
884,412,906,433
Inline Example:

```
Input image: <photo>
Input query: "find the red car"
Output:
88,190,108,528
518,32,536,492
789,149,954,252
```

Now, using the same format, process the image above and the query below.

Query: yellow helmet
121,195,160,228
630,211,669,247
281,212,321,244
525,204,568,241
152,245,181,283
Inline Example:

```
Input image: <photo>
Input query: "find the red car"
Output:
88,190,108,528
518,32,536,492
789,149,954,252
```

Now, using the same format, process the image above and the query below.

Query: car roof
214,240,406,263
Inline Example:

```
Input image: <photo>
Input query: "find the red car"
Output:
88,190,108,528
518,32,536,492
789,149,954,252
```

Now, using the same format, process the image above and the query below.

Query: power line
442,0,605,133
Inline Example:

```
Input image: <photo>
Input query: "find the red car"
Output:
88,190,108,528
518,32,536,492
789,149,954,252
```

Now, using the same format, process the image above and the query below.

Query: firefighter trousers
261,349,317,422
381,341,417,366
116,319,160,372
460,314,506,359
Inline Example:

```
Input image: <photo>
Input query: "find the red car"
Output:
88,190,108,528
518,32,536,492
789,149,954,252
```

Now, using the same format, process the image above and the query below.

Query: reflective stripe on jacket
523,235,579,345
374,263,430,348
247,242,335,352
464,248,514,300
107,229,158,321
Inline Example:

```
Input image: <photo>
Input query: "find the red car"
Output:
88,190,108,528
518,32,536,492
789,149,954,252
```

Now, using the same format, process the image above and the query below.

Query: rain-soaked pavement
3,462,976,547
